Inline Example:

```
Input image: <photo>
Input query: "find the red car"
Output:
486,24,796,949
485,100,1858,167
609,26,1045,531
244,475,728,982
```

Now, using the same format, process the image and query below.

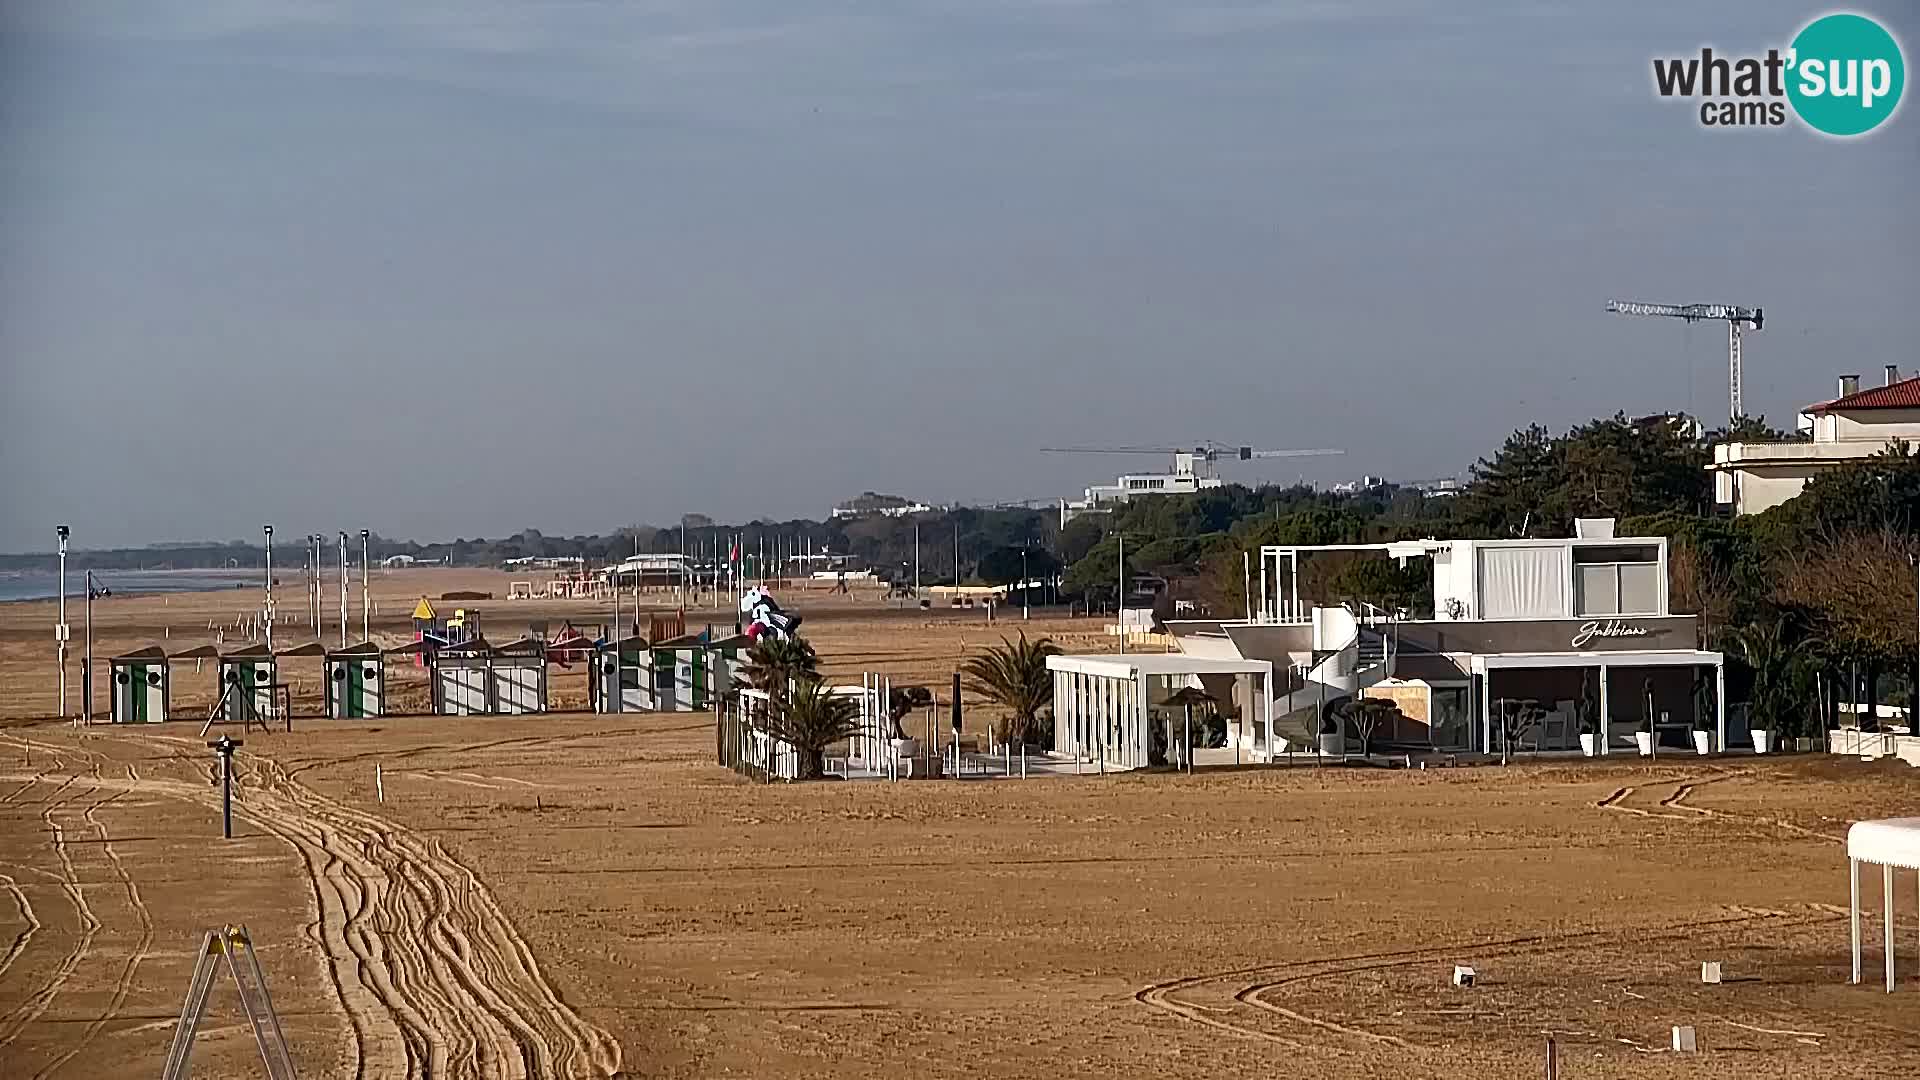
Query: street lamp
360,529,370,642
1022,546,1030,621
263,526,274,657
56,525,69,719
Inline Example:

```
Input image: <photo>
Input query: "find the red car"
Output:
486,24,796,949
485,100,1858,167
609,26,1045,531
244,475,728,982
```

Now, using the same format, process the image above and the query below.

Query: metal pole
56,526,68,719
1243,550,1252,622
263,526,274,657
338,532,348,648
222,749,233,839
83,574,93,727
360,529,370,642
914,523,920,597
1022,548,1029,620
1117,534,1126,656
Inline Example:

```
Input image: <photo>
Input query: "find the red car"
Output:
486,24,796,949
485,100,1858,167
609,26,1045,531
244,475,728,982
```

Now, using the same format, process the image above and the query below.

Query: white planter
1634,731,1654,757
1750,729,1771,754
1579,733,1598,757
1692,730,1712,756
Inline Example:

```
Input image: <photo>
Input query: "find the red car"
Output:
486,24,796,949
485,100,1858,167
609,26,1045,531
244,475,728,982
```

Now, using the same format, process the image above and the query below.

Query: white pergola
1048,654,1274,770
1849,818,1920,993
1470,649,1726,754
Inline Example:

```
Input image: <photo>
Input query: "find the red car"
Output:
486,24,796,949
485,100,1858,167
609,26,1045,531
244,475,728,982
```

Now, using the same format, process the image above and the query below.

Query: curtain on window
1478,546,1567,619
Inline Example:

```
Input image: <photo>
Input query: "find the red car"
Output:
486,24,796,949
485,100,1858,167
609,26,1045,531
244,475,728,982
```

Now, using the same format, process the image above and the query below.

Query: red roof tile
1806,375,1920,413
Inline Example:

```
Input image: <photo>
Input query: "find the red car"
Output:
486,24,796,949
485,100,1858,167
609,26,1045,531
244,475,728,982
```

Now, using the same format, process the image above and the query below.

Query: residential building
1710,367,1920,514
1059,452,1223,526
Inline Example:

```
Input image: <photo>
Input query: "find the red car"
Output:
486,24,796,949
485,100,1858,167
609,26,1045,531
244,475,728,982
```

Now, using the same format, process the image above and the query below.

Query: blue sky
1,2,1914,550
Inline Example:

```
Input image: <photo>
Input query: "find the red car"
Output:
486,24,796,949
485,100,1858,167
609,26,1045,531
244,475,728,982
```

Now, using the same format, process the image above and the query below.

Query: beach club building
1161,519,1728,759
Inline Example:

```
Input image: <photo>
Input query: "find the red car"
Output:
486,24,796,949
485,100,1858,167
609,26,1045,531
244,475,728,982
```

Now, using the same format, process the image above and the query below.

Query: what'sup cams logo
1652,11,1905,136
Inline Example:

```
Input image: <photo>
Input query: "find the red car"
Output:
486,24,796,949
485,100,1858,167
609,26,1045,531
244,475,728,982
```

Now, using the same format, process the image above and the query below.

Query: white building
1163,518,1727,759
1710,367,1920,514
1060,452,1223,526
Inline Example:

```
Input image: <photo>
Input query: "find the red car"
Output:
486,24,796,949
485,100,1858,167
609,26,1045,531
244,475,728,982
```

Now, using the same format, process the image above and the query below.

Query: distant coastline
0,569,264,604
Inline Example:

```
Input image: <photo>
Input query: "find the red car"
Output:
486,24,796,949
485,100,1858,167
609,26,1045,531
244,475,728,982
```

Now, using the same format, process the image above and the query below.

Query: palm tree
960,633,1062,747
740,637,819,701
765,678,863,780
1729,617,1819,741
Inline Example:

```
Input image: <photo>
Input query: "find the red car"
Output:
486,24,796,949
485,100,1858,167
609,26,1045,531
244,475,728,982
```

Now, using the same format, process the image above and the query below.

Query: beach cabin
109,646,170,724
325,642,384,718
646,634,741,712
217,643,277,724
591,635,650,714
433,639,493,716
491,638,548,715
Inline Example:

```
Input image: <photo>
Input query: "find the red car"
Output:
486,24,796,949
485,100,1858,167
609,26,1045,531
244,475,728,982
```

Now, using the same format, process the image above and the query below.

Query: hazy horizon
3,2,1914,551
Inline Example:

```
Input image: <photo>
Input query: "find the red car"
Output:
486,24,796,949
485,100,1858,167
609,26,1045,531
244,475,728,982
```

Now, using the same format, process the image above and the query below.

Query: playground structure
407,597,480,667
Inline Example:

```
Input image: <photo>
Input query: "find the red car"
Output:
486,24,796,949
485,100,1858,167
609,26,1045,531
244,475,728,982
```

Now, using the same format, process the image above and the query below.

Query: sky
1,1,1914,552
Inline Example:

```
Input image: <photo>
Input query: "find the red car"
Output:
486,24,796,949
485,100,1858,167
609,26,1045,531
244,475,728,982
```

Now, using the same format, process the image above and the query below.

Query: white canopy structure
1848,817,1920,992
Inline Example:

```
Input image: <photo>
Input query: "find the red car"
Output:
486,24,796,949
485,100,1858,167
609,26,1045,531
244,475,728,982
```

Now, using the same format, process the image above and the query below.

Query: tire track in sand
1138,909,1836,1054
0,873,39,983
227,751,622,1077
33,763,156,1080
0,775,107,1049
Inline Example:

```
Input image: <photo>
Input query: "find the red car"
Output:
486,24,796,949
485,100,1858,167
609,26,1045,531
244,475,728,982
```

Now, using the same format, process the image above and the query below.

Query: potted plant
1576,672,1599,757
886,684,932,759
1750,710,1772,755
1634,712,1655,757
1691,715,1713,756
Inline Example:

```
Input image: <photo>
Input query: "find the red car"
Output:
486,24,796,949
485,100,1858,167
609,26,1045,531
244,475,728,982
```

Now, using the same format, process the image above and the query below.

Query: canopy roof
1849,817,1920,871
111,645,168,662
326,641,383,658
219,642,275,660
275,641,327,658
168,643,221,660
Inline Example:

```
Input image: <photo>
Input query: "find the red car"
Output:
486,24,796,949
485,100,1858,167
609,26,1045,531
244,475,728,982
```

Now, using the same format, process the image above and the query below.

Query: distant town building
1710,368,1920,514
830,492,934,519
501,556,586,570
1060,452,1223,526
1330,475,1386,494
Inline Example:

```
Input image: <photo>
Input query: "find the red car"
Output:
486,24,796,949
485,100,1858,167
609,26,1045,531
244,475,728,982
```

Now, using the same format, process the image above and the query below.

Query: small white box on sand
1671,1026,1697,1052
1451,966,1476,988
1701,962,1722,984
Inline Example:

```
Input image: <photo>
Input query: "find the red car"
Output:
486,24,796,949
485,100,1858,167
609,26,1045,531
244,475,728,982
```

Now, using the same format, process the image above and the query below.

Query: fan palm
765,677,864,780
960,633,1062,747
740,637,820,701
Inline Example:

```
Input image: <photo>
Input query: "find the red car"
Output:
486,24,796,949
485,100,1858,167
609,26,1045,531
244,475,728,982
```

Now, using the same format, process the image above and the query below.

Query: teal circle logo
1787,13,1905,136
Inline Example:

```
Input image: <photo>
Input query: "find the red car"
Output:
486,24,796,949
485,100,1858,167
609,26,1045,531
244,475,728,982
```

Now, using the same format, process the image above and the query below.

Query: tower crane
1040,442,1344,482
1605,299,1763,424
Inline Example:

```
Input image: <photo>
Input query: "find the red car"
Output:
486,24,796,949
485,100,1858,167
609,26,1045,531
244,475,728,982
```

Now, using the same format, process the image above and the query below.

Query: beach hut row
589,634,749,714
103,631,744,722
108,641,391,724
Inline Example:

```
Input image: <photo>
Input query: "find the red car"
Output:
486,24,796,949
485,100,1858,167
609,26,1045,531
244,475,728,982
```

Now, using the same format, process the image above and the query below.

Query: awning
1470,650,1722,673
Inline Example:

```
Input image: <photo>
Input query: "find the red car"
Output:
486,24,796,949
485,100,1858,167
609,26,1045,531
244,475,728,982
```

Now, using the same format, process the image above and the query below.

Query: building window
1575,562,1661,616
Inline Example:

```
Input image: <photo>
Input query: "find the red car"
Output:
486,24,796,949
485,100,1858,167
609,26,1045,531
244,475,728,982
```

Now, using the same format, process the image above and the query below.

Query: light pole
337,532,348,647
56,525,69,719
262,526,274,657
1117,533,1126,656
1022,546,1030,621
83,570,96,726
208,736,243,839
360,529,370,642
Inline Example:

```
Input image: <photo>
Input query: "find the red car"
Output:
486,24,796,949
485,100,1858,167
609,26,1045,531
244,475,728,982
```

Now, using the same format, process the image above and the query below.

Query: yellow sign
410,597,435,621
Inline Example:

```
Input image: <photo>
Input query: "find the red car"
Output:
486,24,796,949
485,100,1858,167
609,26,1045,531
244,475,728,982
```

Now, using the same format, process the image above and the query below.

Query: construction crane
1605,299,1763,424
1040,442,1344,483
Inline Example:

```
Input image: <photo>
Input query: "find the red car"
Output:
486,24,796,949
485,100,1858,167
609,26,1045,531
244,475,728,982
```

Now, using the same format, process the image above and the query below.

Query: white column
1263,669,1274,762
1851,857,1862,984
1885,863,1896,993
1479,670,1493,754
1714,660,1726,754
1598,664,1611,757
